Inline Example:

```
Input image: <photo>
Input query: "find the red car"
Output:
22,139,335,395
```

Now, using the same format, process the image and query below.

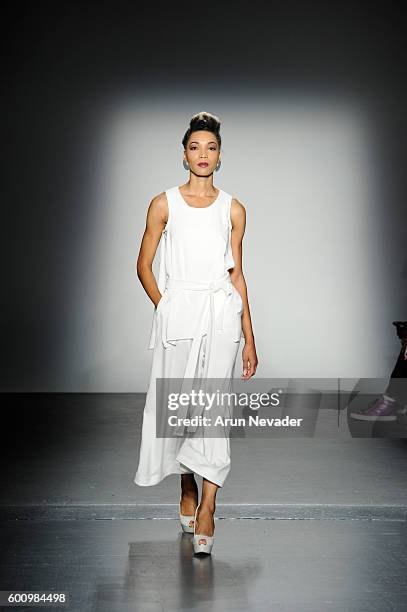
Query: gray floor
1,519,407,611
1,393,407,611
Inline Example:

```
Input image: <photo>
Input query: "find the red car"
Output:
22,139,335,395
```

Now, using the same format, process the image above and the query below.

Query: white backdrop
66,94,404,391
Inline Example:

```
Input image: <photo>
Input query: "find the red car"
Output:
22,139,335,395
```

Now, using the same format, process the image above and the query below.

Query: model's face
184,131,220,175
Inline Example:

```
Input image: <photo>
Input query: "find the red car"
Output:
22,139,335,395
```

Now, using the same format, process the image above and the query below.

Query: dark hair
182,111,221,149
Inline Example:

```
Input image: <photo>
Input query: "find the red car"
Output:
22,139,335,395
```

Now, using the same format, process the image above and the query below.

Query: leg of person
350,343,407,421
134,336,196,486
180,473,199,520
384,342,407,405
194,478,219,546
175,328,241,488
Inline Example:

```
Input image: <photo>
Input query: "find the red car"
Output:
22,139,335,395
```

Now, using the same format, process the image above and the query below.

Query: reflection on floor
1,394,407,610
1,518,407,611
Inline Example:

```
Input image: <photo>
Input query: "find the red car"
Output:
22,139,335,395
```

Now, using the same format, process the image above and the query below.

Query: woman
134,111,258,554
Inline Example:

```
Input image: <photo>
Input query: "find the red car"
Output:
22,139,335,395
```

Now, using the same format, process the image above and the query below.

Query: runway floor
1,393,406,611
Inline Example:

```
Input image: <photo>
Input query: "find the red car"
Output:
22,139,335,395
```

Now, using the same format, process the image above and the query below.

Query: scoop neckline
176,185,221,209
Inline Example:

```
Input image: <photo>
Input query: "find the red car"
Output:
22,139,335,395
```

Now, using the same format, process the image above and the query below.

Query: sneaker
350,395,397,421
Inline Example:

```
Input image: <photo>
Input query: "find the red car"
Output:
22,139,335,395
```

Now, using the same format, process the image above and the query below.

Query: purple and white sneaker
350,394,398,421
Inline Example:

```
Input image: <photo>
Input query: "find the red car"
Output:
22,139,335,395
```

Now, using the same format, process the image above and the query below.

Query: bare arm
229,197,258,379
136,192,168,308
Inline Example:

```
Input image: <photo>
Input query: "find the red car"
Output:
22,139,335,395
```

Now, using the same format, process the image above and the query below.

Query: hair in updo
182,111,222,149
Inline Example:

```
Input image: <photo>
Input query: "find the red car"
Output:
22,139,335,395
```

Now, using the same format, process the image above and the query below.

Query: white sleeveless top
148,185,243,350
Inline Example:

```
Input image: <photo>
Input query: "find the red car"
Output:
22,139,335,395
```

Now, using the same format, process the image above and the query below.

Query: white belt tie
159,271,233,436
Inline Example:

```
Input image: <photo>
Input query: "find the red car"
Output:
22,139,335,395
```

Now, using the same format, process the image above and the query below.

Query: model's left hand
241,342,258,379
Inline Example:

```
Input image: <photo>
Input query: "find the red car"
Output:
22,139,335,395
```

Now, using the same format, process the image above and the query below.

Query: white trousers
134,328,240,488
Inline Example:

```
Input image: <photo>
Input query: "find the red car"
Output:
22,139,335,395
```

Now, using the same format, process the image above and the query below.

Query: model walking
134,111,258,554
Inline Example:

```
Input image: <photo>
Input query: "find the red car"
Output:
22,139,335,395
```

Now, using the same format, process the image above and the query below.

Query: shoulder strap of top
156,187,175,294
164,187,177,232
223,191,235,270
227,192,232,231
220,189,232,231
